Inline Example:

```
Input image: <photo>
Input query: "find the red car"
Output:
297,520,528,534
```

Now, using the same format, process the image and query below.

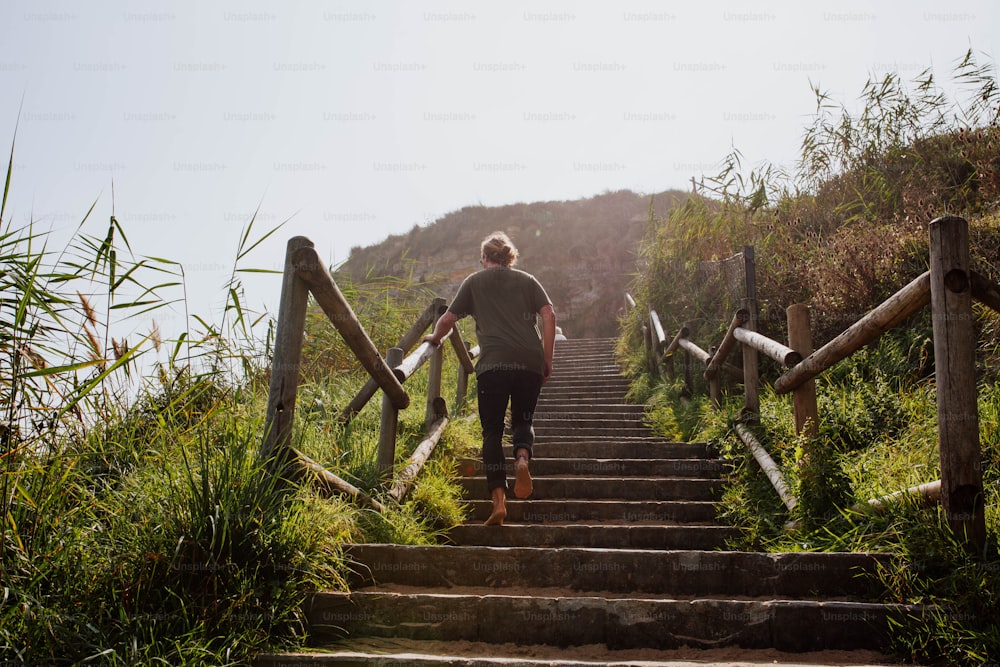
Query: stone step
532,425,656,438
542,377,632,389
540,391,632,402
534,402,646,414
531,415,648,427
302,591,921,653
447,524,737,550
456,476,723,501
255,639,904,666
535,412,648,424
343,545,892,600
552,358,620,367
553,338,617,348
538,391,632,403
530,434,682,444
551,368,622,376
534,414,648,427
501,441,711,459
461,499,718,524
551,366,623,376
459,457,724,479
551,360,622,369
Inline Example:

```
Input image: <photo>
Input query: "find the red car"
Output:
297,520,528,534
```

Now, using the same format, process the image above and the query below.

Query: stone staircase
256,338,919,666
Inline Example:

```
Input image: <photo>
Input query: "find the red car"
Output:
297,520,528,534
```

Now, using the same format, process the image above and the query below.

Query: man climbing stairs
255,338,920,666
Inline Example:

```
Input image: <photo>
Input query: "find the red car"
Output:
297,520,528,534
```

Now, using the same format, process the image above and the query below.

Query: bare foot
514,455,533,499
484,488,506,526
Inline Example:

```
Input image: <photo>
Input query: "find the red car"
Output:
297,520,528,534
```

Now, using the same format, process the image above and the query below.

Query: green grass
622,49,1000,665
0,130,476,663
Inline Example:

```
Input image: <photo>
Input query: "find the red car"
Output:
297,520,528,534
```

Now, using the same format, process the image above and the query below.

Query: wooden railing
630,217,994,550
260,236,477,510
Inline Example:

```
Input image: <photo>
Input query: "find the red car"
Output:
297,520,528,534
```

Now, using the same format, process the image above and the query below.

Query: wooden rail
630,218,993,549
261,236,478,508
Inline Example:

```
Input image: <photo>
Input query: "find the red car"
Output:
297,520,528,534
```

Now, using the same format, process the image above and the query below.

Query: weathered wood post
377,347,404,477
625,292,636,314
708,345,721,407
741,246,761,421
425,341,444,432
928,215,986,551
664,325,688,381
787,304,818,437
683,345,694,397
641,322,653,374
649,310,667,378
261,236,313,464
455,341,472,409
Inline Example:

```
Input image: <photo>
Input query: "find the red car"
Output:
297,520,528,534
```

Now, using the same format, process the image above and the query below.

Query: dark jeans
476,369,544,493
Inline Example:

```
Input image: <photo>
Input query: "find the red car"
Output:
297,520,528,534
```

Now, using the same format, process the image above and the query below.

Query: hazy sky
2,0,997,341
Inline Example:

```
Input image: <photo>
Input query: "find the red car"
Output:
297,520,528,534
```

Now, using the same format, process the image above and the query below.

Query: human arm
423,310,460,347
538,303,556,382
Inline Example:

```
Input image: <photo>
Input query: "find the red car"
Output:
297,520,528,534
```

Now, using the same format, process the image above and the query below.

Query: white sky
1,0,997,343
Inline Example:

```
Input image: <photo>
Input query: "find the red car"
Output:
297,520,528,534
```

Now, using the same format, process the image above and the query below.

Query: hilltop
337,189,689,338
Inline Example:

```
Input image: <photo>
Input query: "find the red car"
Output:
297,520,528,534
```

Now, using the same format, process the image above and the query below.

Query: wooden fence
629,216,994,550
259,236,477,511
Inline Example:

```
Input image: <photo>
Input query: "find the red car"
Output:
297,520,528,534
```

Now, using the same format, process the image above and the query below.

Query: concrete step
502,441,711,459
542,377,632,389
343,545,893,600
456,476,724,501
535,432,670,446
301,590,922,653
533,425,657,438
446,524,737,549
552,356,622,376
459,457,724,479
461,499,718,524
531,415,648,428
535,389,632,402
534,402,646,414
534,413,648,427
255,639,906,666
551,361,622,370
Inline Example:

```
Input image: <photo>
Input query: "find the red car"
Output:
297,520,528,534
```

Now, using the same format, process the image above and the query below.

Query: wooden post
425,341,444,432
683,347,693,397
664,325,689,380
377,347,404,477
787,304,818,437
261,236,313,463
708,345,721,408
649,310,667,377
641,323,652,374
929,216,986,550
742,246,760,420
705,309,749,380
455,341,472,409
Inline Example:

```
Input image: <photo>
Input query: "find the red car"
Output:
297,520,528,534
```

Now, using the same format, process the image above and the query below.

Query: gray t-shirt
448,267,552,376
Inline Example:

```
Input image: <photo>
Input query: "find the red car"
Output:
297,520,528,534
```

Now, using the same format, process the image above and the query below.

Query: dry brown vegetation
339,189,689,339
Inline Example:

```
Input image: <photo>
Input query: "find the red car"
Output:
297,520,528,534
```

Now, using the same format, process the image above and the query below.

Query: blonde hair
481,231,518,267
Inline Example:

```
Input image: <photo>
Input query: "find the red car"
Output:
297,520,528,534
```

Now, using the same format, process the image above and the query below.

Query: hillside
338,189,689,338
